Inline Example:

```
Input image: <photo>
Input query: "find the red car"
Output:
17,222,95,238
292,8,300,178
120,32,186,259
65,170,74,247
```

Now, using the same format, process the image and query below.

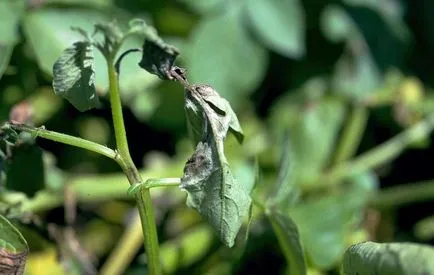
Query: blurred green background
1,0,434,274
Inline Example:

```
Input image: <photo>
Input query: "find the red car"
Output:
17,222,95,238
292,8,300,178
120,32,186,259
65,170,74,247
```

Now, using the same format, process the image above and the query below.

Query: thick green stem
7,123,118,160
107,58,161,275
303,113,434,191
369,180,434,209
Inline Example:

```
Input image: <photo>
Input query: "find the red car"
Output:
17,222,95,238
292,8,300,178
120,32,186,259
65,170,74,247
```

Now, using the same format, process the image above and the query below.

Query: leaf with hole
0,215,28,275
181,84,250,247
343,241,434,275
52,41,99,112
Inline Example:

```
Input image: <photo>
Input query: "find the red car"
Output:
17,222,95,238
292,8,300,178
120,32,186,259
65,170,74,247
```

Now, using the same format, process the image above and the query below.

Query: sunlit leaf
0,215,28,275
181,84,250,247
246,0,305,58
290,172,377,268
186,3,267,104
0,0,25,45
343,241,434,275
0,45,13,80
22,7,160,110
269,212,306,275
53,41,99,111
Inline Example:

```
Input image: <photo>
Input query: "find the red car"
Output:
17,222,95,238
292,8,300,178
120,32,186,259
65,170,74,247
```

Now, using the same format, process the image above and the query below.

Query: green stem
107,58,161,275
369,180,434,209
145,178,181,189
304,113,434,191
332,106,368,165
8,123,117,160
100,211,143,275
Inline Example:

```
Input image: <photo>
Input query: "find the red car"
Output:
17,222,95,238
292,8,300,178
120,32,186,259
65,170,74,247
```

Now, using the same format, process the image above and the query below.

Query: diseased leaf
52,41,99,112
0,215,28,275
343,241,434,275
246,0,305,58
269,212,306,275
133,19,179,79
181,84,250,247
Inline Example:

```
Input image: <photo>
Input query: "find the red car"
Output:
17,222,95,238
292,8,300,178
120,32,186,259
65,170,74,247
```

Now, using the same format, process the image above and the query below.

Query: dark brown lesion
0,249,28,275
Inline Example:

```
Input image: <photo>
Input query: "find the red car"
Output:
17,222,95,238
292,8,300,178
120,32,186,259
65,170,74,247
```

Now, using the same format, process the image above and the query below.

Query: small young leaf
0,215,28,275
269,212,307,275
93,21,123,56
343,241,434,275
181,84,250,247
52,41,99,112
133,19,179,79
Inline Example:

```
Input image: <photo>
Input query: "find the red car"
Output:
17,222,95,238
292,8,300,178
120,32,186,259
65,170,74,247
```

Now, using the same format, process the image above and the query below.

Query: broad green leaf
0,0,25,45
132,19,180,79
245,0,305,58
343,241,434,275
0,45,13,80
0,215,28,275
271,97,345,186
186,2,267,104
22,7,160,107
181,84,250,247
332,46,381,101
320,5,357,43
290,172,377,268
52,41,99,111
269,212,306,275
5,144,45,198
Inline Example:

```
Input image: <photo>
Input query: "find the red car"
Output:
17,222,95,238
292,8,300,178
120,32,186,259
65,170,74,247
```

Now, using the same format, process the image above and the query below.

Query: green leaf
0,0,25,45
269,212,306,275
0,215,28,275
332,45,381,101
52,41,99,111
181,84,250,247
343,241,434,275
267,131,299,208
271,97,345,186
320,5,356,43
22,7,160,109
133,19,180,79
0,45,13,80
180,0,225,14
5,144,45,198
186,3,267,104
246,0,305,58
290,172,377,268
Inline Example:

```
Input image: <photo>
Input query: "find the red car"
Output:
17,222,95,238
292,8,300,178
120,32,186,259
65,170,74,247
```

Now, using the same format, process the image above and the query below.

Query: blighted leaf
181,84,250,247
133,19,179,79
343,241,434,275
52,41,99,112
246,0,305,58
269,212,306,275
0,215,28,275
